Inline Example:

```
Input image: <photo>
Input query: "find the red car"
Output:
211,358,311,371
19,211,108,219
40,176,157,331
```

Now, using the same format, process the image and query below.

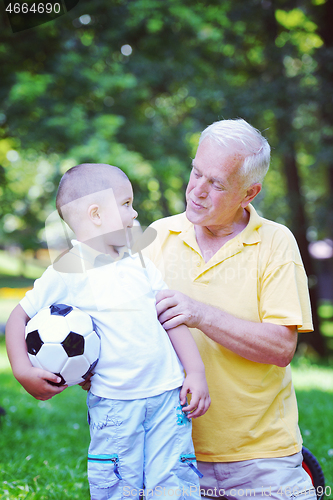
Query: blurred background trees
1,0,332,353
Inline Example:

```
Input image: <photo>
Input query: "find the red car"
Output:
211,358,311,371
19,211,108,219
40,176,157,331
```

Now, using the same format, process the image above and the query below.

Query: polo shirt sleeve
259,227,313,333
20,266,68,319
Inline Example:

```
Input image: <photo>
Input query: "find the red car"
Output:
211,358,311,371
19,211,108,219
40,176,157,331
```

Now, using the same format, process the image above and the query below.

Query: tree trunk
261,1,326,355
282,152,326,355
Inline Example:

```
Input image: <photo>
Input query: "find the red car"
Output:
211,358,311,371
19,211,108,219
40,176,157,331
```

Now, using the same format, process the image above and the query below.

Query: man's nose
193,177,209,198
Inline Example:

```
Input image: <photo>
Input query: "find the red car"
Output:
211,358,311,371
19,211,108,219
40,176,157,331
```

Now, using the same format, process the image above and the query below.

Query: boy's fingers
49,375,62,384
179,385,188,405
187,399,206,419
182,401,197,413
41,371,68,394
199,397,210,416
190,400,203,417
182,392,200,412
182,394,211,418
39,369,61,384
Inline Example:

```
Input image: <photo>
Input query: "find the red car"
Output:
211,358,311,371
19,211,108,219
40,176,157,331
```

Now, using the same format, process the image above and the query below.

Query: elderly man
146,119,316,499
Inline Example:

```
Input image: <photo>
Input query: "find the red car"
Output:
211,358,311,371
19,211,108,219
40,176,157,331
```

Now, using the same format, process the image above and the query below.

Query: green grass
1,334,333,498
0,337,90,500
291,356,333,494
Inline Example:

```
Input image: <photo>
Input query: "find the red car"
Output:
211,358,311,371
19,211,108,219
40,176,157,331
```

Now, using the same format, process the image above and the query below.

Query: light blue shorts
87,388,202,500
198,452,317,500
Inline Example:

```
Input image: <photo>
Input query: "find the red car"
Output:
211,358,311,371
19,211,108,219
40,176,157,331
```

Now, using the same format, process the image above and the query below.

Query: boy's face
102,178,138,246
114,178,138,230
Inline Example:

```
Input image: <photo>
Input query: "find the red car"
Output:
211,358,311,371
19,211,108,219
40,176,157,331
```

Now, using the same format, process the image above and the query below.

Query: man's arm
156,290,298,367
6,304,67,400
167,324,210,418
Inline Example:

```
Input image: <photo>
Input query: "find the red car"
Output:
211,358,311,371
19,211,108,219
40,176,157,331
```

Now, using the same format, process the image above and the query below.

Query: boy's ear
88,204,102,226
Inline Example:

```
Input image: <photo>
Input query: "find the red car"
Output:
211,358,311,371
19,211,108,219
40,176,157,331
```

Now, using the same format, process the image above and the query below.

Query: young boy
6,163,210,500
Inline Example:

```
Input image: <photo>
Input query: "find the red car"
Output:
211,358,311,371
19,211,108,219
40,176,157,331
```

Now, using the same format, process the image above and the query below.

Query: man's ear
241,183,262,208
88,204,102,226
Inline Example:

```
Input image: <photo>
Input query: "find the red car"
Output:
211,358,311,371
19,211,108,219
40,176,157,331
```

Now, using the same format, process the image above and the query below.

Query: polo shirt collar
170,204,261,244
177,217,202,255
239,204,262,246
167,205,262,270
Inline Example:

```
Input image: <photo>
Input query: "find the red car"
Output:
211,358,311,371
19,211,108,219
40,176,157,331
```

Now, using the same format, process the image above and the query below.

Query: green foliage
318,302,333,321
0,0,332,279
0,0,332,356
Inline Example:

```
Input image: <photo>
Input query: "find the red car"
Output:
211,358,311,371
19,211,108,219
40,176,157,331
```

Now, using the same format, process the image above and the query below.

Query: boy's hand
17,366,67,401
180,372,211,419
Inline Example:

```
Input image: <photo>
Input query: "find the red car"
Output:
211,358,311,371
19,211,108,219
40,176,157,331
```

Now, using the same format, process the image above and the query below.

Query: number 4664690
6,3,61,14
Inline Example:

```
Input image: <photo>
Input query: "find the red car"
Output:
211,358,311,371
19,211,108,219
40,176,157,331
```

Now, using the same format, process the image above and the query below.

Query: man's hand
180,372,211,419
156,290,202,330
79,372,92,392
17,366,67,401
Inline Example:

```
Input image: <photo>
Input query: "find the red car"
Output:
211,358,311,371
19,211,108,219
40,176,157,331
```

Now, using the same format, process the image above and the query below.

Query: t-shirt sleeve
141,222,167,280
20,266,68,319
143,256,168,296
259,228,313,333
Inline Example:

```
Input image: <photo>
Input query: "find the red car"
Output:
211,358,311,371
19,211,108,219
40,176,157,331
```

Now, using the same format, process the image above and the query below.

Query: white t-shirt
20,241,184,400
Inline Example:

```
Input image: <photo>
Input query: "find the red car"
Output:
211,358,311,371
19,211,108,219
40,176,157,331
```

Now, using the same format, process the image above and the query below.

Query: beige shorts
198,452,317,500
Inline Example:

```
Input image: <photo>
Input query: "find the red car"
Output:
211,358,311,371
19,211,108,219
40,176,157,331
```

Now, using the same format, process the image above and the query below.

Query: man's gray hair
199,118,271,186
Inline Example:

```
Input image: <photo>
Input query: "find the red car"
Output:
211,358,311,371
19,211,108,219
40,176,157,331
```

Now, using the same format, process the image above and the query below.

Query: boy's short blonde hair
56,163,128,227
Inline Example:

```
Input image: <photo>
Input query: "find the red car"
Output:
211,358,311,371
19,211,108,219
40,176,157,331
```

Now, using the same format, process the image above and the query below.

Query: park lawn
0,250,47,283
1,335,333,499
0,336,90,500
291,357,333,496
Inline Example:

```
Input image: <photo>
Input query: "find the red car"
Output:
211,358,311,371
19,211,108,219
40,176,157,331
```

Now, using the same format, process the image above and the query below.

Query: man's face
185,138,248,229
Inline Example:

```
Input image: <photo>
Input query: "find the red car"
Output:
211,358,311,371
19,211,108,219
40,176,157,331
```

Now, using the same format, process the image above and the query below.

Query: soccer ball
25,304,100,387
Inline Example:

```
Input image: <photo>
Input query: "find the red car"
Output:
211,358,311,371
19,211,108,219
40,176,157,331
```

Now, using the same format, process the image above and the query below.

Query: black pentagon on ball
26,330,44,355
50,303,73,317
61,331,84,357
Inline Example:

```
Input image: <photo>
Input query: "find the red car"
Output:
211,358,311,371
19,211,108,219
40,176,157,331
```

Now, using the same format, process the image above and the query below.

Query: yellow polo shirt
145,204,313,462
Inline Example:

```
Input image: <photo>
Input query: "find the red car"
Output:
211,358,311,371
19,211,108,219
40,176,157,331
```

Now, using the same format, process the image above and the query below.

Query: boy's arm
6,304,67,400
167,324,210,418
143,257,210,416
